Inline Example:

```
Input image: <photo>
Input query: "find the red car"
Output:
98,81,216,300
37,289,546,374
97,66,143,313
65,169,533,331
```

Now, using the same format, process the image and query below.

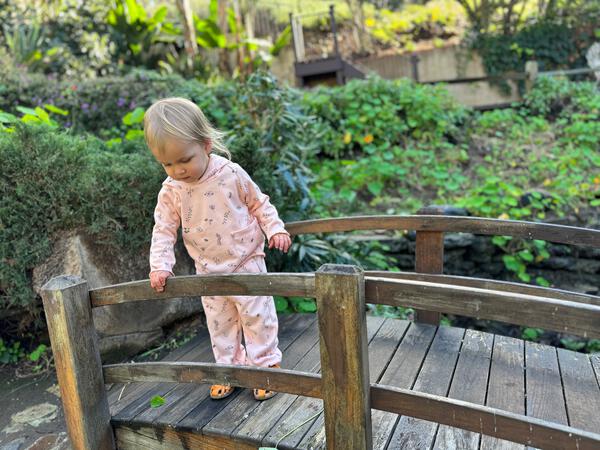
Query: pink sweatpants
201,257,282,367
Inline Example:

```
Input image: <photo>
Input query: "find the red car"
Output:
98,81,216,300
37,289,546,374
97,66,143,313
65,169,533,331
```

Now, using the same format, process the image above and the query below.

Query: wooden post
41,275,115,450
316,264,372,450
410,53,420,82
414,206,444,325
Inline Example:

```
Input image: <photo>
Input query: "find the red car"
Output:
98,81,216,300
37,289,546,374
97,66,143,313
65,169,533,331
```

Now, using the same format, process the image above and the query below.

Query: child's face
151,138,211,183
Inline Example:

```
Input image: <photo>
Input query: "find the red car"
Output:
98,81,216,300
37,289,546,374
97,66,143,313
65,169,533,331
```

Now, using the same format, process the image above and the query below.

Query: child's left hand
269,233,292,253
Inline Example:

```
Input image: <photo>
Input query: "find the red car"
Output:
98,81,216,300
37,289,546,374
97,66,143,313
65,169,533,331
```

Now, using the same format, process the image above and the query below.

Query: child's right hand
150,270,172,293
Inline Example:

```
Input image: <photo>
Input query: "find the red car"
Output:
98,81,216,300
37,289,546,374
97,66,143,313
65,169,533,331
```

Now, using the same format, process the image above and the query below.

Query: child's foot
254,364,280,401
210,384,235,400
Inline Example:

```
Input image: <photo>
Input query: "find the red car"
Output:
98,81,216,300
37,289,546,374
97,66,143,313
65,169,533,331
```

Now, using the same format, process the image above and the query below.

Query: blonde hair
143,97,231,159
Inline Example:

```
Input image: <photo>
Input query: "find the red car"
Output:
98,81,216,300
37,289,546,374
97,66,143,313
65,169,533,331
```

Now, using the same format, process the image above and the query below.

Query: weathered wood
104,362,321,397
315,264,372,450
480,336,525,450
41,275,115,450
372,322,437,449
525,342,568,426
387,326,465,448
365,270,600,306
370,385,600,450
173,314,317,434
202,316,321,439
90,273,315,307
432,330,494,449
115,424,255,449
285,215,600,247
296,318,410,450
557,349,600,432
263,316,387,450
365,277,600,338
107,325,213,417
111,333,216,424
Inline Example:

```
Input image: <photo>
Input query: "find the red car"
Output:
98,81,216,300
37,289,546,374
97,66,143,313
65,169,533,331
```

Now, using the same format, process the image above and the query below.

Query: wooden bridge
40,214,600,449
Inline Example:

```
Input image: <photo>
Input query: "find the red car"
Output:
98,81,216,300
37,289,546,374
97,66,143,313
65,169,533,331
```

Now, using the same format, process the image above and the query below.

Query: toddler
144,97,292,401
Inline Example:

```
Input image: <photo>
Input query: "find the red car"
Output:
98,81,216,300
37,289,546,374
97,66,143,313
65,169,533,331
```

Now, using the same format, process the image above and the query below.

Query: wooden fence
41,214,600,449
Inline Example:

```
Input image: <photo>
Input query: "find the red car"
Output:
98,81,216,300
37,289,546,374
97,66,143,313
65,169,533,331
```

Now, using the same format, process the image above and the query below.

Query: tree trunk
175,0,198,75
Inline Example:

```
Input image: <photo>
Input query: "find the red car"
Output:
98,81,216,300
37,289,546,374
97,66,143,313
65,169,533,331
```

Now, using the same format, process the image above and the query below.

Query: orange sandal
254,364,280,401
210,384,235,400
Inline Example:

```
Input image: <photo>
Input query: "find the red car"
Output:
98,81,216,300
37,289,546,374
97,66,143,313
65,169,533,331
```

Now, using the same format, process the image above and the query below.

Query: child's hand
150,270,172,293
269,233,292,253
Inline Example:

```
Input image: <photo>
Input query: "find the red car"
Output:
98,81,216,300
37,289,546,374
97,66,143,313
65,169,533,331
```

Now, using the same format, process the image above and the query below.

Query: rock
417,205,469,216
444,233,475,249
3,403,58,435
24,433,68,450
32,231,203,360
548,244,572,257
539,257,577,270
2,438,26,450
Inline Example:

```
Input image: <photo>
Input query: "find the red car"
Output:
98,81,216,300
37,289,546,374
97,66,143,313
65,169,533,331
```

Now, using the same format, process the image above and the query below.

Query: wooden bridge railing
40,215,600,450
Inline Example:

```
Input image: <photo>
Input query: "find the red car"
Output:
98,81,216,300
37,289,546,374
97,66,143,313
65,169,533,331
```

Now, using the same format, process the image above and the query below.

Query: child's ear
204,139,212,154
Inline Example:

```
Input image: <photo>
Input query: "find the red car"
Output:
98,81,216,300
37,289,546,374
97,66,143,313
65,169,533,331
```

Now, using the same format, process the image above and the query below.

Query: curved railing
40,215,600,450
285,215,600,247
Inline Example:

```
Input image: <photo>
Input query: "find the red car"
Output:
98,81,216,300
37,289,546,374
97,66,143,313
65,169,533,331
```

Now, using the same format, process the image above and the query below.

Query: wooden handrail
103,361,600,450
90,273,315,307
365,276,600,338
365,270,600,306
286,215,600,248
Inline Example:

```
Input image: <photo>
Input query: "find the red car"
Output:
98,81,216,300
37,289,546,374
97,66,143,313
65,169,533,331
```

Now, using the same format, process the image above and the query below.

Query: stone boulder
32,230,202,362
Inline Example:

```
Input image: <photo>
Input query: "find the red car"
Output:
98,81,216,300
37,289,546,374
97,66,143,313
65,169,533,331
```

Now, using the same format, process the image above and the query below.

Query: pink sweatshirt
149,154,289,275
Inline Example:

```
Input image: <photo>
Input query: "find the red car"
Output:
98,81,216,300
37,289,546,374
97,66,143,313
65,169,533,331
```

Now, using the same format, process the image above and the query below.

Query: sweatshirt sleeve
149,186,181,275
234,165,290,242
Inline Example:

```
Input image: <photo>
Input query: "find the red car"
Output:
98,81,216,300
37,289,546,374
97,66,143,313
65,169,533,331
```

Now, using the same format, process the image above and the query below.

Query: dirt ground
0,367,69,450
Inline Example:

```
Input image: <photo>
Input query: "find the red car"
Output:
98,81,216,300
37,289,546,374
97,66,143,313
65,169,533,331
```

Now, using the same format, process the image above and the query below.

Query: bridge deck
107,313,600,449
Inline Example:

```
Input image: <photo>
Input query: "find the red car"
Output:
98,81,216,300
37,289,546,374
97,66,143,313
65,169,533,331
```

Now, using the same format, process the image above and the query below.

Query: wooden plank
365,271,600,307
480,335,525,450
295,318,411,450
592,353,600,388
108,322,213,416
200,315,321,438
170,313,317,433
371,322,437,449
365,277,600,339
314,264,371,450
90,273,316,307
557,349,600,432
262,316,387,450
115,424,255,449
285,216,600,248
41,275,115,450
109,313,301,423
227,323,323,443
109,337,217,423
136,316,320,428
432,330,494,449
525,342,568,426
370,385,600,450
386,326,465,449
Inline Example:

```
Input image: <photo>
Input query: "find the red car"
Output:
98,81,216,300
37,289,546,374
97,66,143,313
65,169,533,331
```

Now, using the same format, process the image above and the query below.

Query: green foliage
107,0,177,69
0,339,25,364
150,395,165,407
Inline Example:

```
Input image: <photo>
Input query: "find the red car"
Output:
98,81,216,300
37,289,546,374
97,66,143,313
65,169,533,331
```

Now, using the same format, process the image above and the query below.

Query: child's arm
234,166,290,242
149,186,181,279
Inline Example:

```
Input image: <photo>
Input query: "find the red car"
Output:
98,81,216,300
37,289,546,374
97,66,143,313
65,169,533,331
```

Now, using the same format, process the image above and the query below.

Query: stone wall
376,231,600,296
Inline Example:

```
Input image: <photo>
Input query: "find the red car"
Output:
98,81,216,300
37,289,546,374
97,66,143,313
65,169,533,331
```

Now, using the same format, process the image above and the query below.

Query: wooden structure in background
41,215,600,449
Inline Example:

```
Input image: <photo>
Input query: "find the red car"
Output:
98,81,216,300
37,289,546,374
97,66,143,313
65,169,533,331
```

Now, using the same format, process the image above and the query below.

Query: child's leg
234,257,282,367
201,295,246,365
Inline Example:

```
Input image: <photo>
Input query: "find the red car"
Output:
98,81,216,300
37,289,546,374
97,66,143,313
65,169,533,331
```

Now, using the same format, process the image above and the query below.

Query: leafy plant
0,339,25,364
